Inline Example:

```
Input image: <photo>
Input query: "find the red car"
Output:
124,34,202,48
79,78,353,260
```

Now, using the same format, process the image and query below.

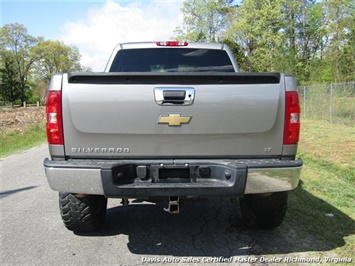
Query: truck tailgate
62,73,285,158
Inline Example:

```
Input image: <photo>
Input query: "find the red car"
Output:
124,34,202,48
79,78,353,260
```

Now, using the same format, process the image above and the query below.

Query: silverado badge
157,113,192,126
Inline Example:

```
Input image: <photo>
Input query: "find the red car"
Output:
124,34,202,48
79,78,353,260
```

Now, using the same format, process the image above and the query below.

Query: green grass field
288,119,354,257
0,122,46,158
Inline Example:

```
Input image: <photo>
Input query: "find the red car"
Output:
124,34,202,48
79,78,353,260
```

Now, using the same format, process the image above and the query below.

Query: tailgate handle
154,88,195,105
163,90,185,101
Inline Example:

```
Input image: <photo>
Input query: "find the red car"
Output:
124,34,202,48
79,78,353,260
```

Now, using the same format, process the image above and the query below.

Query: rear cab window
109,48,234,72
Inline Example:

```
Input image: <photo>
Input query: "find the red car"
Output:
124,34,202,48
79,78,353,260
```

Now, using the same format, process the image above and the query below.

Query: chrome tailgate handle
154,88,195,105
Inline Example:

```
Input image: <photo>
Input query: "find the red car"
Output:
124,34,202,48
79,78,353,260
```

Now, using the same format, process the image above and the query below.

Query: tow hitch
164,196,180,214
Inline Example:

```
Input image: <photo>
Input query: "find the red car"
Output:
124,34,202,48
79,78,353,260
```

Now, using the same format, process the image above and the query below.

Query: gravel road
0,145,350,265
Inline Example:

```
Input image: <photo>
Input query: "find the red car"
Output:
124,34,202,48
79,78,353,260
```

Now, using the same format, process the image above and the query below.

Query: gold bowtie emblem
157,113,192,126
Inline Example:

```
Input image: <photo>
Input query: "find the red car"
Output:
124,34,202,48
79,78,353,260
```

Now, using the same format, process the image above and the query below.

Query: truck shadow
0,186,38,199
83,183,354,257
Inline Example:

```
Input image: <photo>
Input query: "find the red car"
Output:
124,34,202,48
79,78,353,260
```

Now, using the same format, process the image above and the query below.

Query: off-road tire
239,192,288,229
59,193,107,232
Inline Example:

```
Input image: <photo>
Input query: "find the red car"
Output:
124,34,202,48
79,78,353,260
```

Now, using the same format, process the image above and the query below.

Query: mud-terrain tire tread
59,193,107,232
240,192,288,229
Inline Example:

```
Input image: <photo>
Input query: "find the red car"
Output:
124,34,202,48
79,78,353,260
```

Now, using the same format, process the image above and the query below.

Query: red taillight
284,91,300,145
156,41,188,46
46,91,63,145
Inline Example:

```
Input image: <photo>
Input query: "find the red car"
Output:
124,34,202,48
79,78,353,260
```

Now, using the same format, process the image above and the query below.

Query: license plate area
158,168,191,183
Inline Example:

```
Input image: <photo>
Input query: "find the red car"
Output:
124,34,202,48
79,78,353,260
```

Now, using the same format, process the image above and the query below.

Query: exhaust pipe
164,196,180,214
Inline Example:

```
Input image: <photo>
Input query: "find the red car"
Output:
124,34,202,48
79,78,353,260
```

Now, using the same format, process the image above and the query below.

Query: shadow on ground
0,186,38,199
79,184,354,257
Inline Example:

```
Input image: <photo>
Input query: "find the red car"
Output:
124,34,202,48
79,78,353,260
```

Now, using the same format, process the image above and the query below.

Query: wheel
59,193,107,232
239,192,288,229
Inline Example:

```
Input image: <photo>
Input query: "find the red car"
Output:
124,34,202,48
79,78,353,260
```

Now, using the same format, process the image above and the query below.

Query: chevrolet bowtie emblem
157,113,192,126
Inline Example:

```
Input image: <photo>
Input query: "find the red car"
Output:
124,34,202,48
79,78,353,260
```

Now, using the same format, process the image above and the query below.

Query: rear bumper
44,158,302,197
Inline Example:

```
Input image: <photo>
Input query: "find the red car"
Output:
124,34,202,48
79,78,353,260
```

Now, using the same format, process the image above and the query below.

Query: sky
1,0,184,71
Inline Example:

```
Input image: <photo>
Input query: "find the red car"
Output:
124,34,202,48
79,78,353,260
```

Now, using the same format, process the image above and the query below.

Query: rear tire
59,193,107,232
239,192,288,229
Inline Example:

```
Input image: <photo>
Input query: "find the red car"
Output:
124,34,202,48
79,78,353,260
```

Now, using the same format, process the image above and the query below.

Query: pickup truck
44,41,303,232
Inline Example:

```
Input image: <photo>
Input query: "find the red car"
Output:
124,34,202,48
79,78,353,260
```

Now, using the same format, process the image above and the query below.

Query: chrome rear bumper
44,158,302,196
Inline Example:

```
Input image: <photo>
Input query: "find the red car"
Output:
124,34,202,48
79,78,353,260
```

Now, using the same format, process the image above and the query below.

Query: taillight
156,41,188,46
284,91,300,144
46,91,63,145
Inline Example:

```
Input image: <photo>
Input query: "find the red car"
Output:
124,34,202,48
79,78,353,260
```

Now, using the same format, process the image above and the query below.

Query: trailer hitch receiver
164,196,180,214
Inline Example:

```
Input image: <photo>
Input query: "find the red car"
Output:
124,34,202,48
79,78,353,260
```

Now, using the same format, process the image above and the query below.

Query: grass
287,119,355,257
298,119,355,168
0,122,47,158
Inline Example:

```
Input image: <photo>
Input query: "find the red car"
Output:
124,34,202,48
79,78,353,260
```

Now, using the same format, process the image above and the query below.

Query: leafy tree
30,40,91,103
175,0,355,84
279,1,326,84
33,40,90,83
322,0,355,82
227,0,287,72
0,23,91,105
0,52,21,106
174,0,235,42
220,38,246,70
0,23,42,106
339,8,355,81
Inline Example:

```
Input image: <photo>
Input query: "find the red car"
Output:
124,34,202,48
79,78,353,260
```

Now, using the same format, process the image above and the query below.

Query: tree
173,0,246,70
174,0,235,42
0,52,21,106
322,0,355,82
30,40,90,103
0,23,91,105
33,40,89,83
226,0,332,83
0,23,42,106
220,38,246,70
175,0,355,84
275,1,327,84
339,7,355,81
227,0,287,72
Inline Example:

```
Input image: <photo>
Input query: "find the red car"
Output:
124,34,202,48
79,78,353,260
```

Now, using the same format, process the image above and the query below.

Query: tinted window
109,48,234,72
